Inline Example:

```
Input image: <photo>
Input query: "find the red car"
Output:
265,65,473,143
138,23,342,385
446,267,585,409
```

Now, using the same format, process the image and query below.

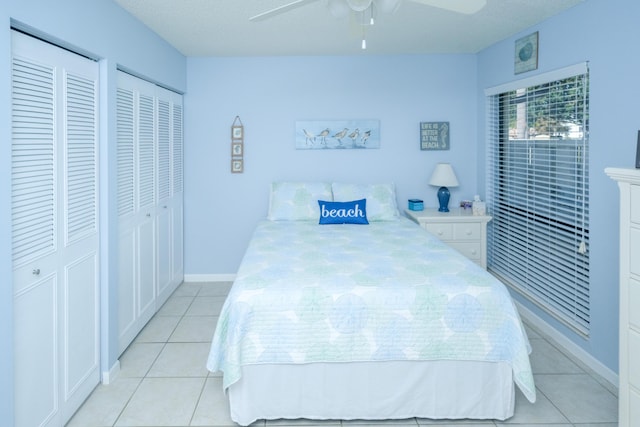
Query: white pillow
268,181,333,221
331,183,399,221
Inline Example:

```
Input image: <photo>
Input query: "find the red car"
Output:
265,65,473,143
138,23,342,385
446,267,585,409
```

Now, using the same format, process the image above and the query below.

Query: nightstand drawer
453,223,482,240
448,242,482,261
425,223,453,240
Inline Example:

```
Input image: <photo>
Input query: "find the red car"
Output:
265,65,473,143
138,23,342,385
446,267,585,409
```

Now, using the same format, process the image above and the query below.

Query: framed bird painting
295,120,380,149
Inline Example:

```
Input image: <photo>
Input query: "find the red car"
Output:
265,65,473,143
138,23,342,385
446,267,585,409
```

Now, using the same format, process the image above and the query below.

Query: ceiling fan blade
408,0,487,14
249,0,321,21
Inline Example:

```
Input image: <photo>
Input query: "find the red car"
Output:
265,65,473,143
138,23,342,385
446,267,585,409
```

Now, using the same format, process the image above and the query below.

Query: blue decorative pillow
318,199,369,225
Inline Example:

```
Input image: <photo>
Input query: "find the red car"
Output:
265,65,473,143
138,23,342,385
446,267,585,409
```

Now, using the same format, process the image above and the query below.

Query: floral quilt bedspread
207,218,536,403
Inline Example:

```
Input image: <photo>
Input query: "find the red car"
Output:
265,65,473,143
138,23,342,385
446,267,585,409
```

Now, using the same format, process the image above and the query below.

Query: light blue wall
185,54,479,274
0,0,186,421
476,0,639,374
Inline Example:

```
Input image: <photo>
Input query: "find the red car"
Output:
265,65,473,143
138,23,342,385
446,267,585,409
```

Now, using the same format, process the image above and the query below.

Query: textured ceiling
113,0,584,56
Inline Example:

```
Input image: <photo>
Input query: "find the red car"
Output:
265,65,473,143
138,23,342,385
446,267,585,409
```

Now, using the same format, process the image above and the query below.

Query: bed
207,182,536,426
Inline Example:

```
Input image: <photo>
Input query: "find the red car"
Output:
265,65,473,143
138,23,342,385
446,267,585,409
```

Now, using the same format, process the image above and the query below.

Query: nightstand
405,208,492,269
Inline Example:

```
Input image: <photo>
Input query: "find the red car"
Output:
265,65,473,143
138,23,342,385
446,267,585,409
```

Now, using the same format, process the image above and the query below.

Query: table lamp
429,163,459,212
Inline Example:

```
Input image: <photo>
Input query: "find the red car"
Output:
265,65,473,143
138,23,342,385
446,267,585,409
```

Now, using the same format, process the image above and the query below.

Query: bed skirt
227,360,515,426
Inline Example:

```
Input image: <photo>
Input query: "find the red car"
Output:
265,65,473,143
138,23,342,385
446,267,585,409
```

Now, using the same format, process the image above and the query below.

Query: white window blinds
485,63,590,335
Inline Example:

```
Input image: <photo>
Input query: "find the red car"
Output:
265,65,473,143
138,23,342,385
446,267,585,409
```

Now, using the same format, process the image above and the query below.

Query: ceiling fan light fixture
347,0,373,12
369,2,375,25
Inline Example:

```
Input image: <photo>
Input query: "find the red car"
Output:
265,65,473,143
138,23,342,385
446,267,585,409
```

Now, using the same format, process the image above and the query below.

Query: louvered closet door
137,91,157,325
171,98,184,287
12,30,100,427
156,88,184,303
117,71,160,352
116,72,183,352
156,96,172,303
117,72,154,351
116,84,138,350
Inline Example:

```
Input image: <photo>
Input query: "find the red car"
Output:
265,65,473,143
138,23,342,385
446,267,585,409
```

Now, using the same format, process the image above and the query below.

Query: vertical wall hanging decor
231,116,244,173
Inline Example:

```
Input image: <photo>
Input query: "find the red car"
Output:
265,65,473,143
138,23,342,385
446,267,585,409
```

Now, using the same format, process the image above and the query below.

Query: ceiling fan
249,0,487,22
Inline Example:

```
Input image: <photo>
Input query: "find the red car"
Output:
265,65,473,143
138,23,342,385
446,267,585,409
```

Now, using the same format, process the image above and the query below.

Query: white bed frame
227,360,515,426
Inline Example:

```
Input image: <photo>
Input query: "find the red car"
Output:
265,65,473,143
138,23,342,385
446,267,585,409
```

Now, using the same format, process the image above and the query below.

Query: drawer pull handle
32,268,40,276
465,230,472,235
437,230,444,236
470,250,477,255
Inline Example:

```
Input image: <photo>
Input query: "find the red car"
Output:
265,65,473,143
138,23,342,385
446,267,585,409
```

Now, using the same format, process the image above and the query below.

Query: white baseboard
515,301,618,392
102,360,120,385
184,273,236,283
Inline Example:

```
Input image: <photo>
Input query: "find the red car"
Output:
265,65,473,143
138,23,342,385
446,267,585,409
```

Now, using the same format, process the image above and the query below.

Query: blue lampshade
429,163,459,212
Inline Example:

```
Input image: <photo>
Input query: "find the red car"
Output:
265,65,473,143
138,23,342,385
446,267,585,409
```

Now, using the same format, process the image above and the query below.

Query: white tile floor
66,282,619,427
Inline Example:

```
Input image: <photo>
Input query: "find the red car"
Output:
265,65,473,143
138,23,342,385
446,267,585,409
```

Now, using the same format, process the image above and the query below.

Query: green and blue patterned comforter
207,218,536,403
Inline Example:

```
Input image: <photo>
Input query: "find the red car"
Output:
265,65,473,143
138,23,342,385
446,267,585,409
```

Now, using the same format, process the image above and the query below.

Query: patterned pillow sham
268,181,333,220
331,182,399,221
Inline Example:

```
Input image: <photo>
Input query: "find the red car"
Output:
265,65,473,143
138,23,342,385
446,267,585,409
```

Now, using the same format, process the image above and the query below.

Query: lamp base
437,186,450,212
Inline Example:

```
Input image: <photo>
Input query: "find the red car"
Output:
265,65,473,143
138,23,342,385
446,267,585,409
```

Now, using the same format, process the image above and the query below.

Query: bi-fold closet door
117,71,184,354
11,30,100,427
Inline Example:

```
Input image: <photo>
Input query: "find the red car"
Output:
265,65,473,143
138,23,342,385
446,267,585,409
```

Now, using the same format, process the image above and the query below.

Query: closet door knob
32,268,40,275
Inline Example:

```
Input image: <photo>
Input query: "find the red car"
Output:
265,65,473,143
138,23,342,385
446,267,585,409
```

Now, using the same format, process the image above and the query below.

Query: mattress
207,217,536,422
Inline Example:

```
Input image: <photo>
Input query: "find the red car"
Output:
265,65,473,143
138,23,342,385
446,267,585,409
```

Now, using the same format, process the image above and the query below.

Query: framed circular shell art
515,32,538,75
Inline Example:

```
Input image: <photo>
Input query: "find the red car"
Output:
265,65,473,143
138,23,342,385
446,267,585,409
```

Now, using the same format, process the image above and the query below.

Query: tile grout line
111,341,167,427
117,284,200,427
179,283,216,426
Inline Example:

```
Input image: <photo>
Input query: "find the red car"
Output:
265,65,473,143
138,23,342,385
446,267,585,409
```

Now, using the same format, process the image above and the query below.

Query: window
485,63,590,336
